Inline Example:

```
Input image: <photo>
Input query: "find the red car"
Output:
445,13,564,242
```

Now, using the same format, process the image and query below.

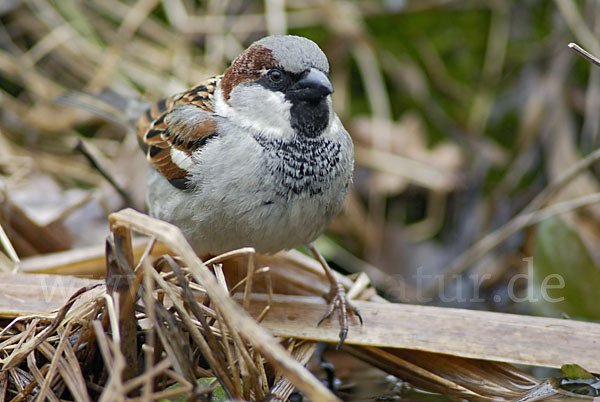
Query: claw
317,303,335,326
354,307,363,326
336,328,347,350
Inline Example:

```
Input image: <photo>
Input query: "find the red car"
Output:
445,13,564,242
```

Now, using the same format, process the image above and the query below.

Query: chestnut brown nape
221,45,276,102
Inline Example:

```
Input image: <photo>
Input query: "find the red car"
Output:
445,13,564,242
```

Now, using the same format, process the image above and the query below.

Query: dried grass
0,209,547,401
1,208,339,400
3,209,598,400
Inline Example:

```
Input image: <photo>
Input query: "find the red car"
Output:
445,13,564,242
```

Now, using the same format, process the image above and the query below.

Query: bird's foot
317,280,363,350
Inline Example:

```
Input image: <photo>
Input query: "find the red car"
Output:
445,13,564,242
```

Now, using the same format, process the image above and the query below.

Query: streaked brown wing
136,76,221,189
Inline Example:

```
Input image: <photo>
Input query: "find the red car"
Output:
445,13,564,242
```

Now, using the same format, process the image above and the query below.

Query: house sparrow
64,35,360,346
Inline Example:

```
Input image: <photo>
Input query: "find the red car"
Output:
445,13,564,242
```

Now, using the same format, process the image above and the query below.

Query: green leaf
532,216,600,319
561,364,596,380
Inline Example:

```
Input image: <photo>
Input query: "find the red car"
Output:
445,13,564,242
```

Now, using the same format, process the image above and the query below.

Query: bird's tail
55,89,150,128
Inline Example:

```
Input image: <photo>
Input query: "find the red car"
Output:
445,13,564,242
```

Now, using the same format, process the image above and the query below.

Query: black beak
287,68,333,101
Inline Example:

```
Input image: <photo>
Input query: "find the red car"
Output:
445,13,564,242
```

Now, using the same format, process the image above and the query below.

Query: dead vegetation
2,0,600,400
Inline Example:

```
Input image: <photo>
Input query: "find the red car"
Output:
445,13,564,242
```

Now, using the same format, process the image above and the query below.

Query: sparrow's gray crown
254,35,329,74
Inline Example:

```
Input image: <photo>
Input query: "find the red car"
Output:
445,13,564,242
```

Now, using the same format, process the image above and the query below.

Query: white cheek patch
219,84,294,135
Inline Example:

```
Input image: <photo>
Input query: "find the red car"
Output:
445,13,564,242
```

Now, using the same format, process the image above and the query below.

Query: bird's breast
253,133,344,198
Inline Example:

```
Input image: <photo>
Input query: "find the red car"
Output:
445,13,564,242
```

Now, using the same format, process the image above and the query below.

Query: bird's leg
308,243,363,349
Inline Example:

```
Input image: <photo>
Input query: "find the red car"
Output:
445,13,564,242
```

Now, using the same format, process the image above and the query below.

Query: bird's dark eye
268,69,282,82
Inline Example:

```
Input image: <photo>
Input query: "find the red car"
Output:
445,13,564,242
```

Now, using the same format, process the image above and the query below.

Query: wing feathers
135,76,221,189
